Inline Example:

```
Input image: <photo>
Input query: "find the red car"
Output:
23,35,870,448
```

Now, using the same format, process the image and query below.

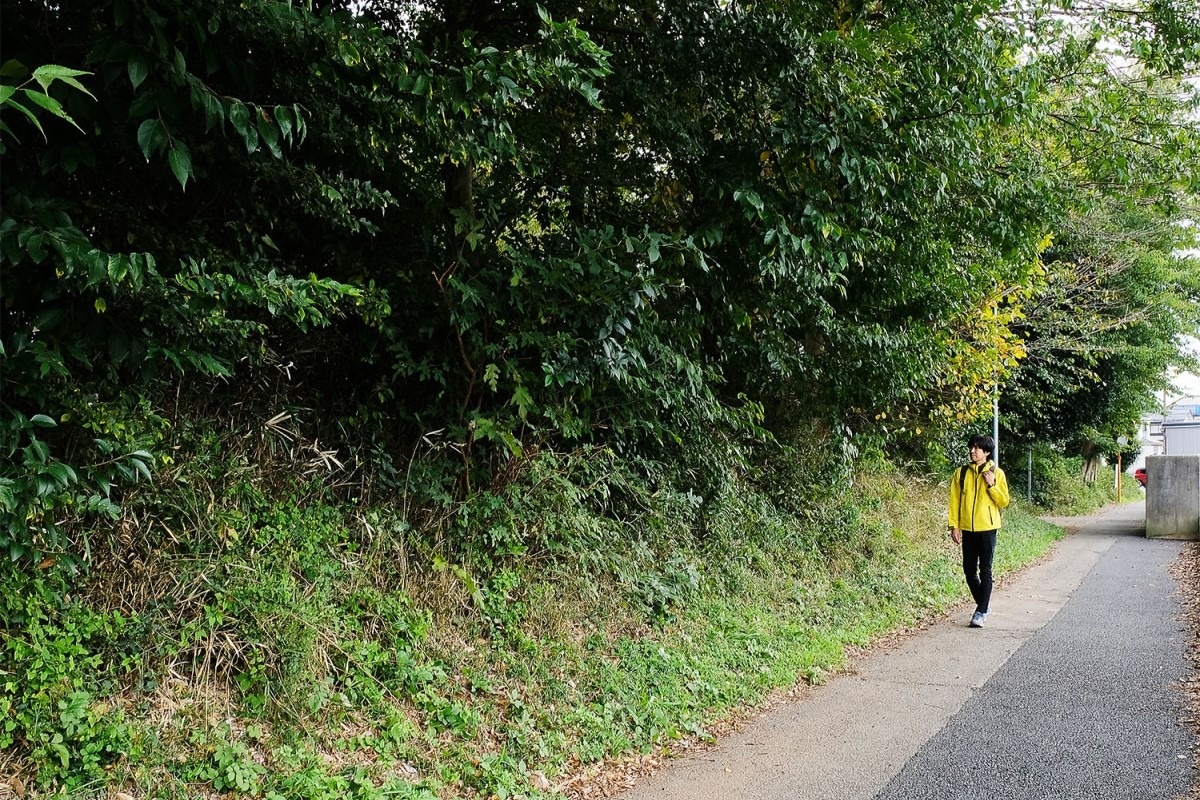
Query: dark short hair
968,434,995,456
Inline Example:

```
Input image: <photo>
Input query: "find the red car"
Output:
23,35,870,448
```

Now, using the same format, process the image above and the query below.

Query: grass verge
1,455,1065,799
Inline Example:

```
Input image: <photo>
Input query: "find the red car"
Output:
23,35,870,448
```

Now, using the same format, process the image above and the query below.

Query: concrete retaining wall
1145,455,1200,540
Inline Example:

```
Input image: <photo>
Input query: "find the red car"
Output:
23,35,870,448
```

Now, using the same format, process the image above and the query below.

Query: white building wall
1164,422,1200,456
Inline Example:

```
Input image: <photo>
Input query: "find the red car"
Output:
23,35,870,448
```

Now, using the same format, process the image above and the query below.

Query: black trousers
961,529,997,613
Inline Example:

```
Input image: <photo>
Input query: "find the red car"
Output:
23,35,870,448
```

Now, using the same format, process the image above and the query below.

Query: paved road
619,502,1196,800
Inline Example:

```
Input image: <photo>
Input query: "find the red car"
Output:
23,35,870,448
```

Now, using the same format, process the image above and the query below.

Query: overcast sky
1173,372,1200,397
1168,335,1200,400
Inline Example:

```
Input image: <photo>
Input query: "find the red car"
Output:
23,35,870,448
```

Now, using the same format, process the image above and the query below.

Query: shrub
0,573,135,789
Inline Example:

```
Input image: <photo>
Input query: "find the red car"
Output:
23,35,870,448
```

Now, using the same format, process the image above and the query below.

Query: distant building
1136,412,1166,467
1163,397,1200,456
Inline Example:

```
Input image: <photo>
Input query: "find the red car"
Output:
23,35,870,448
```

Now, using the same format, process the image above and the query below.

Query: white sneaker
970,611,985,628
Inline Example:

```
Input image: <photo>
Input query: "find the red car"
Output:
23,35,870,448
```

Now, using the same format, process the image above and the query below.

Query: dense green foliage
4,0,1197,563
1011,443,1145,513
2,0,1199,795
996,16,1200,465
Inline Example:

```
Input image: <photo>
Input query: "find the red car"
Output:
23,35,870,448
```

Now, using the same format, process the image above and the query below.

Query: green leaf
167,142,192,191
338,38,361,66
25,439,51,465
20,89,62,114
29,415,56,427
201,91,224,131
128,56,148,90
229,101,250,133
130,456,152,482
511,385,533,419
0,60,28,79
274,105,294,142
292,105,306,141
31,64,94,98
499,430,523,458
25,231,46,263
47,463,77,486
257,115,281,159
136,118,167,160
108,254,129,283
228,102,257,153
2,98,44,136
21,89,82,132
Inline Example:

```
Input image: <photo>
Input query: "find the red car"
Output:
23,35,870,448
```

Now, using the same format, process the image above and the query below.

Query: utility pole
1116,435,1128,497
993,394,1000,465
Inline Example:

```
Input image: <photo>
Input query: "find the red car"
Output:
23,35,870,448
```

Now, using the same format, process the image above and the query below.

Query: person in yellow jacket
948,434,1011,628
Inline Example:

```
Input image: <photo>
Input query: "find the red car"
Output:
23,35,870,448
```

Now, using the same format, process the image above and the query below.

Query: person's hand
949,527,962,545
983,469,996,488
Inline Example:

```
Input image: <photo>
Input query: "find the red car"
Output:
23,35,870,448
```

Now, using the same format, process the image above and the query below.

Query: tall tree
990,2,1200,469
4,0,1200,565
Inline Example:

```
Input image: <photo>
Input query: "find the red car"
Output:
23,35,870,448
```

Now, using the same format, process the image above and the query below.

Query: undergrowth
1,430,1067,799
1015,444,1143,514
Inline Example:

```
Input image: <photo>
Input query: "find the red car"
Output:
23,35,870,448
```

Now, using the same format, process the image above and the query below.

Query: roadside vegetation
4,427,1095,799
2,0,1196,797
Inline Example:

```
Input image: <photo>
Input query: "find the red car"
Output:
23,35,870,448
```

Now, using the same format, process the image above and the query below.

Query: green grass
1,458,1067,799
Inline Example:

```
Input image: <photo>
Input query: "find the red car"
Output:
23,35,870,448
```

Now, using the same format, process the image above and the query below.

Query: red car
1134,468,1147,487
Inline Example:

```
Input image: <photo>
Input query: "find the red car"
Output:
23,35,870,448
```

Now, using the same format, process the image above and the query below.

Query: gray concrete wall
1145,455,1200,540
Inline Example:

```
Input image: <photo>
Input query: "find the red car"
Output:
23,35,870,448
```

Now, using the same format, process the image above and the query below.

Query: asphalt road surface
618,502,1196,800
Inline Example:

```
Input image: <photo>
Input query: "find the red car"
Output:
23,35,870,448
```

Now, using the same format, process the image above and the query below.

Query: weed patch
2,443,1066,798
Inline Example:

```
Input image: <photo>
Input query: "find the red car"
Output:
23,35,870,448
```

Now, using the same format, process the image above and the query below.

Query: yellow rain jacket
948,460,1011,532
